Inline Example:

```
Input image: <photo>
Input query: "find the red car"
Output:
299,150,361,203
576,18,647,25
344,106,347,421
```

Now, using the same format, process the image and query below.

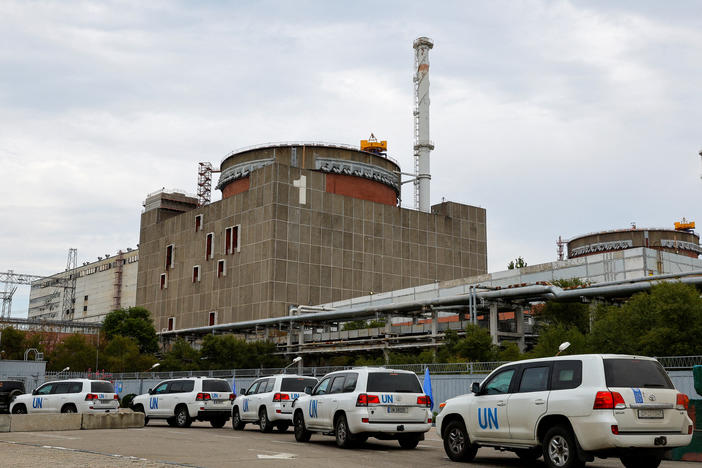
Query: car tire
335,414,356,449
232,408,246,430
542,425,584,468
174,405,192,428
167,417,177,427
398,436,420,449
61,404,77,413
11,404,27,414
620,455,662,468
276,422,290,432
516,447,542,463
443,420,478,462
259,407,273,433
133,404,148,426
210,418,227,428
293,411,312,442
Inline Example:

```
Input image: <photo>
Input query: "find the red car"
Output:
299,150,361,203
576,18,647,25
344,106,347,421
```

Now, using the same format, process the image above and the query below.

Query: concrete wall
0,360,47,391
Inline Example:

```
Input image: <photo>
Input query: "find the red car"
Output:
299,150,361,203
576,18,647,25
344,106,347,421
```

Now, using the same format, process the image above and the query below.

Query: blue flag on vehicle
232,375,237,397
423,368,434,410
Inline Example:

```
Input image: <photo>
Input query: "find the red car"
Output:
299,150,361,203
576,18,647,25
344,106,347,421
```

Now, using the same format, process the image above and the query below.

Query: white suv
436,354,693,468
132,377,233,428
232,374,318,432
10,379,118,414
292,368,432,449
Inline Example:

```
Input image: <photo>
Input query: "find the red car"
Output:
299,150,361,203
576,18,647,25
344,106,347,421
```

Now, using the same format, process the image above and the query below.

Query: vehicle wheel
620,455,662,468
293,411,311,442
11,404,27,414
232,408,246,430
61,404,77,413
276,422,290,432
144,416,150,426
259,407,273,433
542,425,584,468
398,436,420,449
167,417,177,427
210,418,227,428
9,390,21,403
516,447,542,462
443,420,478,462
133,404,148,425
335,414,356,448
174,405,192,428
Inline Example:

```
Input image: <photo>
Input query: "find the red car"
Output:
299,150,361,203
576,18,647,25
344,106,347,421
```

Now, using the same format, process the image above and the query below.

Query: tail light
196,392,211,401
611,425,619,435
593,391,625,409
356,394,380,406
114,394,119,400
676,393,689,410
417,395,431,407
85,393,98,401
229,394,235,401
689,425,694,435
273,393,290,402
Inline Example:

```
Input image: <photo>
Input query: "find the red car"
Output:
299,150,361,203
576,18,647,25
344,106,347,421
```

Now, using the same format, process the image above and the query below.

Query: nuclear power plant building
136,143,487,333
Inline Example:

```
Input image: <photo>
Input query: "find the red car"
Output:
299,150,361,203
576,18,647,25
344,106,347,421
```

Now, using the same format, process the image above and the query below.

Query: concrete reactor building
136,142,487,333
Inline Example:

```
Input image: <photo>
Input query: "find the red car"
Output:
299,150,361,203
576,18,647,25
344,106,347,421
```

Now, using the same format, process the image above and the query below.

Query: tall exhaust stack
413,36,434,212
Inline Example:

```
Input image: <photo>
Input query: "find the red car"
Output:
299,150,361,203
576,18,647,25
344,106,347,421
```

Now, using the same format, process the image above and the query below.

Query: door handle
496,401,506,407
534,399,545,405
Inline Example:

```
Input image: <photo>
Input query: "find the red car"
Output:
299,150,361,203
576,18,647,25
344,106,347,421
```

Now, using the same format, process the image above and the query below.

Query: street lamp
144,363,160,373
56,366,70,378
280,356,302,374
556,342,571,356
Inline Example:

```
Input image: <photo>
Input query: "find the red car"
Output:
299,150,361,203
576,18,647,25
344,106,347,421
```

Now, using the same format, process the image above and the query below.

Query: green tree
48,334,97,371
102,336,156,373
528,324,588,358
199,335,285,369
535,278,593,334
103,307,158,354
160,338,202,371
588,282,702,356
507,256,527,270
497,343,523,362
0,327,28,359
452,324,498,362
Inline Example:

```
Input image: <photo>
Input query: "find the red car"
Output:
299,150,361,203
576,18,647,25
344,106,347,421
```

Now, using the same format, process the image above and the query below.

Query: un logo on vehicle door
309,400,318,418
243,399,248,412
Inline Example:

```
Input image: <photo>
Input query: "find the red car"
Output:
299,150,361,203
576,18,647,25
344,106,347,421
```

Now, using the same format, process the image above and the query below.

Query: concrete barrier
0,414,10,432
10,413,82,432
81,412,144,430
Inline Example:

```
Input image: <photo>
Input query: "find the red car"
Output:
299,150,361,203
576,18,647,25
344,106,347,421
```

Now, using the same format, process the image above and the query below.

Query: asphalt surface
0,420,690,467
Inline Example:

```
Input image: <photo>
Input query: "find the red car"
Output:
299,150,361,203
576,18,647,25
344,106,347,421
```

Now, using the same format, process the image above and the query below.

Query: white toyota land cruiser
292,367,432,449
436,354,693,468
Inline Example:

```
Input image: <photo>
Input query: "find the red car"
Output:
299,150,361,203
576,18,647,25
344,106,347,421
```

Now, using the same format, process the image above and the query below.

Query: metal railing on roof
221,141,400,166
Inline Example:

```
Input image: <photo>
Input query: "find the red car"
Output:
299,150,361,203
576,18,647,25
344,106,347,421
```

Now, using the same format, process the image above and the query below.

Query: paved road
0,420,688,467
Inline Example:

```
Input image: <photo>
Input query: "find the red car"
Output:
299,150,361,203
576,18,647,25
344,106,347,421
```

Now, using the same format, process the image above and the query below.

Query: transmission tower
197,162,221,206
61,248,78,319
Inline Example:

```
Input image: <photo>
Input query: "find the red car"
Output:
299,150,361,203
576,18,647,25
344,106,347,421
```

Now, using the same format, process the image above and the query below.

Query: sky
2,0,701,318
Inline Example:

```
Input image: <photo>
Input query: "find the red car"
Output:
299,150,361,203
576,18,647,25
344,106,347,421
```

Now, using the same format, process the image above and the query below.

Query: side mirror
148,388,153,395
304,386,313,395
32,389,38,395
471,382,480,394
240,388,246,396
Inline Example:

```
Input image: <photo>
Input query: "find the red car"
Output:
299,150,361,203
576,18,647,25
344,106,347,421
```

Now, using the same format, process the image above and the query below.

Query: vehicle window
91,381,114,393
551,361,583,391
153,382,169,394
604,359,673,389
52,382,71,394
519,367,550,393
281,378,318,392
329,376,345,394
168,381,184,393
343,373,358,393
246,381,260,395
265,379,275,393
68,382,83,393
203,380,231,392
367,373,422,393
313,377,332,396
35,383,54,395
484,369,515,395
181,380,194,392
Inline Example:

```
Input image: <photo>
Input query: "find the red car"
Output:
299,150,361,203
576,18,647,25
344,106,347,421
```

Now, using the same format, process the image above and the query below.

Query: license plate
387,407,408,414
213,400,226,405
638,409,664,419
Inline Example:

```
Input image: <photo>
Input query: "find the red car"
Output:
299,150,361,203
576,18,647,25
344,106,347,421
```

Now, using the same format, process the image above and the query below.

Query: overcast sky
2,0,701,318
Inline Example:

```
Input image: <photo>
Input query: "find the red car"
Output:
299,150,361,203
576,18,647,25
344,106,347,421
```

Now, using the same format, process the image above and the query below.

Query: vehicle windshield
202,380,231,392
603,359,673,389
91,381,114,393
366,372,422,393
281,378,317,392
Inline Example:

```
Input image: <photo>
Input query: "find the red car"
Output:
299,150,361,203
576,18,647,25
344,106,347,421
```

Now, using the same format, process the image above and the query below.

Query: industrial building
26,249,139,323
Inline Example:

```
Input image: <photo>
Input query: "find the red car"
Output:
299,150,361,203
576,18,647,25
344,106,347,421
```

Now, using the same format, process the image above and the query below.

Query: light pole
138,363,160,395
555,342,571,356
280,356,302,374
56,366,70,378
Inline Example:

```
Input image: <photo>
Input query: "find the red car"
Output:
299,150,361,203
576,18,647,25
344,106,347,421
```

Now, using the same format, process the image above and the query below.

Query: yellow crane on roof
360,133,387,156
674,218,695,231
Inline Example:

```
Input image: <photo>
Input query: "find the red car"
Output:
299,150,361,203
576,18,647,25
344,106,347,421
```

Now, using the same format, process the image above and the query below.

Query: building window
195,214,203,232
209,311,216,326
225,225,240,254
165,244,175,269
206,233,214,260
84,295,88,301
193,265,200,283
217,259,226,278
160,273,167,289
167,317,175,331
83,305,88,312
